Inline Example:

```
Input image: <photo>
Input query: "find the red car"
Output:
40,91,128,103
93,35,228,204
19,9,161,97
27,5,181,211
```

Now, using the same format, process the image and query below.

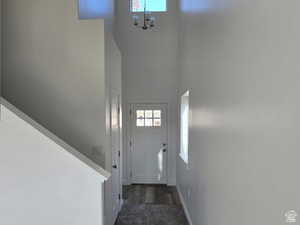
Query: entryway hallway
115,185,188,225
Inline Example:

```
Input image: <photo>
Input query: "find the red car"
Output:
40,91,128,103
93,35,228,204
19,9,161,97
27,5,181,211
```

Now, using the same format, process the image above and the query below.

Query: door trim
127,102,169,185
110,90,122,224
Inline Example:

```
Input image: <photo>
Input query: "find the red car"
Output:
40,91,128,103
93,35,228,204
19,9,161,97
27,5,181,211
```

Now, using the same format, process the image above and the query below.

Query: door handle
162,149,167,153
112,165,118,169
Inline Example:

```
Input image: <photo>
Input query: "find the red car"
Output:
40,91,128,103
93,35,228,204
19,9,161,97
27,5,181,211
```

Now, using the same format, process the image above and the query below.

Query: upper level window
131,0,167,12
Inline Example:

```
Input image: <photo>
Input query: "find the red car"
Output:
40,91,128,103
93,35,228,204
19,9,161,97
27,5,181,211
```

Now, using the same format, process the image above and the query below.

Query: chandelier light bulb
133,15,139,26
132,0,155,30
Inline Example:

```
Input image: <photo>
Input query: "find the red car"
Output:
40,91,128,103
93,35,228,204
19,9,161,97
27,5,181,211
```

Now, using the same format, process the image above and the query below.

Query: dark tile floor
115,185,189,225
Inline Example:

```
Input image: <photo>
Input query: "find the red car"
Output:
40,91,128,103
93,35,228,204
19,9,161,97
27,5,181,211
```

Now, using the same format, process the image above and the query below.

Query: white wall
2,0,107,165
0,0,2,98
2,1,122,225
177,0,300,224
78,1,122,224
116,0,179,185
0,103,105,225
104,31,123,225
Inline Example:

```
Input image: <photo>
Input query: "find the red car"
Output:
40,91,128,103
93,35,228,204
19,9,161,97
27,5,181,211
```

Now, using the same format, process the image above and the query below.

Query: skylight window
131,0,167,12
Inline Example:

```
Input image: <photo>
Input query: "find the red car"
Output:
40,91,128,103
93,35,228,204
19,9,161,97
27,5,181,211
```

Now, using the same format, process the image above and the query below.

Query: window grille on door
136,110,161,127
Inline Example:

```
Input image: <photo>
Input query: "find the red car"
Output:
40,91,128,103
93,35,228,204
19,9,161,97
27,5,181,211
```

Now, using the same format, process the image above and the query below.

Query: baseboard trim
177,186,193,225
123,178,130,186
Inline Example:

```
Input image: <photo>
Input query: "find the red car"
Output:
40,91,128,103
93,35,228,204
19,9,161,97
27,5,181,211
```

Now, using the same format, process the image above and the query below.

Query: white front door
111,92,121,223
130,104,168,184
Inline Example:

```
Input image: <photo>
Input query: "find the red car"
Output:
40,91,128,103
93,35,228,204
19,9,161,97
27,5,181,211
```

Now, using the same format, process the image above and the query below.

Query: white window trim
130,0,168,13
180,90,190,165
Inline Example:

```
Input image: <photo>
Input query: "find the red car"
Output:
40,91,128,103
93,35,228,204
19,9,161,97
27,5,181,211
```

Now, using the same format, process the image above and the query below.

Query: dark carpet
115,184,189,225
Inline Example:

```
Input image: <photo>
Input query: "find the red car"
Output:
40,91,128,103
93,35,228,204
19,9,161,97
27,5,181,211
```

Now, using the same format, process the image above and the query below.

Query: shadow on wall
91,146,106,167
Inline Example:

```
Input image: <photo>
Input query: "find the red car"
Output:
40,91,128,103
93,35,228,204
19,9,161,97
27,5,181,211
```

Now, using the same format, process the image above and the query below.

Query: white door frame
127,102,168,184
111,90,123,224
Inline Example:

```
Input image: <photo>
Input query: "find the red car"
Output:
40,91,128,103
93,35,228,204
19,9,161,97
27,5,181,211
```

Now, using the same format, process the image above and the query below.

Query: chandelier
132,0,155,30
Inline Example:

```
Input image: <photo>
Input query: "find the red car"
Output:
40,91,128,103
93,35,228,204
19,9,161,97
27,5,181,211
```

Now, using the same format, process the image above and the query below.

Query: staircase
0,0,121,225
0,98,109,225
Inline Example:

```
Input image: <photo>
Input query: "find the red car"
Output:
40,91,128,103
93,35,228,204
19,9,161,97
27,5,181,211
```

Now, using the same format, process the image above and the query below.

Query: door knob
112,165,118,169
163,149,167,153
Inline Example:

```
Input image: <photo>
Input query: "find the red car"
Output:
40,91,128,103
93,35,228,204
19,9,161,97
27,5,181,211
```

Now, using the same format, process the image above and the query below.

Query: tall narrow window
131,0,167,12
180,91,190,164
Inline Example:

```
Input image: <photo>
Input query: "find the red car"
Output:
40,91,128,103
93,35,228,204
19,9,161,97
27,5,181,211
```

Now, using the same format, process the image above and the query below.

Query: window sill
179,153,189,166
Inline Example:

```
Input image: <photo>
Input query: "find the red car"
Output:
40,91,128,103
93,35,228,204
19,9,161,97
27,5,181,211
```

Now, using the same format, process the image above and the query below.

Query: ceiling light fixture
132,0,155,30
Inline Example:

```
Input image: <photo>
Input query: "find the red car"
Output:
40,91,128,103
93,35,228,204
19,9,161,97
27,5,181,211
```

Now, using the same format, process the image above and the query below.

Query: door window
136,110,162,127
